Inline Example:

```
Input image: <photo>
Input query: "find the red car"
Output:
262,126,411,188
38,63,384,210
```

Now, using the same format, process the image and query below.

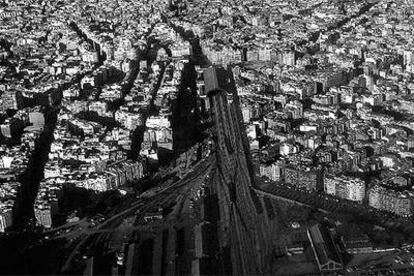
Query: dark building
307,224,343,273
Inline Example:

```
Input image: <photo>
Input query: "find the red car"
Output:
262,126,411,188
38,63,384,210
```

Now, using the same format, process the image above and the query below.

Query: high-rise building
34,204,53,228
29,111,45,128
260,160,284,181
368,185,414,217
285,165,324,191
0,208,13,232
0,90,22,112
325,175,365,202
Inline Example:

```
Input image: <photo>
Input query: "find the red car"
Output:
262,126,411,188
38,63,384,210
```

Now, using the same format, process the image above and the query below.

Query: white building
325,175,365,202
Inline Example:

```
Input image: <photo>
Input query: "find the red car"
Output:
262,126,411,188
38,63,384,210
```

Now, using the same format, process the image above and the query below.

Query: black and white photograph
0,0,414,275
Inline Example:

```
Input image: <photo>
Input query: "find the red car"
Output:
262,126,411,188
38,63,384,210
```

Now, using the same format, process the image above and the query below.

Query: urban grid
1,0,414,275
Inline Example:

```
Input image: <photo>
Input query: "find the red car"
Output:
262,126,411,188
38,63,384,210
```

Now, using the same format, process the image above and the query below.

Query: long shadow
171,62,206,156
13,105,59,229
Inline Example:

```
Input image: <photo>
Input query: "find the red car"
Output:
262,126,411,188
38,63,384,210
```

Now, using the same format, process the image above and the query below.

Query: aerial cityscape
1,0,414,275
